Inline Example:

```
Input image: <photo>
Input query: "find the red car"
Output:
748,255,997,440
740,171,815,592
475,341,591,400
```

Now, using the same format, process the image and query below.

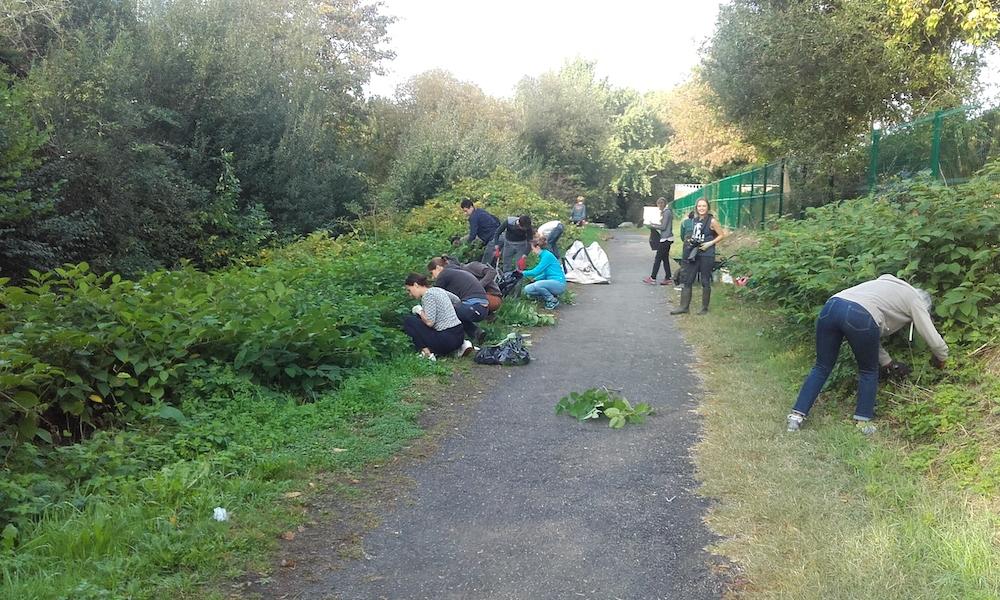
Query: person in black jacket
492,215,533,272
428,257,489,343
459,198,500,263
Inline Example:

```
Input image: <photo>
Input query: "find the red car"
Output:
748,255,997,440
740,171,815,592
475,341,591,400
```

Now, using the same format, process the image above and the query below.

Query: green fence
674,105,999,230
869,105,1000,189
673,161,785,229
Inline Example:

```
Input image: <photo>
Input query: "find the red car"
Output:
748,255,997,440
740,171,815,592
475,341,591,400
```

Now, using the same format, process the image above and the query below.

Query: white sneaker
786,412,805,432
418,352,436,362
453,340,474,358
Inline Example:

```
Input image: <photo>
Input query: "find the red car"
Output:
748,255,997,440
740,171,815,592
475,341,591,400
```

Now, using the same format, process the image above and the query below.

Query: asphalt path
295,231,724,600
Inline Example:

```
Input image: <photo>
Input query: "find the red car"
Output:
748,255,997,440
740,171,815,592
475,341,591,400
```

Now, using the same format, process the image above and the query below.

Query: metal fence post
777,159,785,218
930,110,944,179
760,164,769,227
868,126,881,192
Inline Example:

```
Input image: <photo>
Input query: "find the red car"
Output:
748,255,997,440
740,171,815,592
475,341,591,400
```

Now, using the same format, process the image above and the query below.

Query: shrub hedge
733,162,1000,347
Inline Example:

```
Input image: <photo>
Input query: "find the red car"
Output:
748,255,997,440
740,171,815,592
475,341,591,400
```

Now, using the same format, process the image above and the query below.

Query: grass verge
676,288,1000,599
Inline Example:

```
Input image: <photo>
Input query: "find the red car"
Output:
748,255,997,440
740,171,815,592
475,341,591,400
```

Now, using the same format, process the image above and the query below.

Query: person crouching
521,237,567,310
403,273,472,360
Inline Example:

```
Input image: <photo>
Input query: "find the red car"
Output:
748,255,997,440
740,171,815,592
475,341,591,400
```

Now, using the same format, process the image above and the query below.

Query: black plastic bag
497,270,523,297
474,333,530,366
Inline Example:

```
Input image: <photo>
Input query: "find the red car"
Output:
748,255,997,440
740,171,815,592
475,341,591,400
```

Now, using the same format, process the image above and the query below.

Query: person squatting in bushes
786,275,948,434
520,236,566,310
402,273,471,361
671,198,728,315
428,257,489,344
458,198,500,264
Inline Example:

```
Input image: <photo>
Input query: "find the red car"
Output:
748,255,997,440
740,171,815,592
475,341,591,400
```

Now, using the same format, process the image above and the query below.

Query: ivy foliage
732,162,1000,347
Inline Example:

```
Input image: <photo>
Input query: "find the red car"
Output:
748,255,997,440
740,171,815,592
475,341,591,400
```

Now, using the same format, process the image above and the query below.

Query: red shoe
660,278,673,286
642,276,655,285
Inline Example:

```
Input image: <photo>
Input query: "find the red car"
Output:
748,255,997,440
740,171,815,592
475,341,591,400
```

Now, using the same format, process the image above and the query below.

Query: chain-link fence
869,105,1000,189
672,161,785,229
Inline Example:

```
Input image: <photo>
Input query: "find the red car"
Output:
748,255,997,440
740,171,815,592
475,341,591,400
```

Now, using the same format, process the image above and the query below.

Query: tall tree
515,59,614,208
650,74,758,181
702,0,989,162
3,0,393,276
375,70,522,209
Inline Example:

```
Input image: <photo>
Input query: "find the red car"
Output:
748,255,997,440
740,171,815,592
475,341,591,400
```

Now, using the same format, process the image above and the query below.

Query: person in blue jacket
520,237,567,310
459,198,500,263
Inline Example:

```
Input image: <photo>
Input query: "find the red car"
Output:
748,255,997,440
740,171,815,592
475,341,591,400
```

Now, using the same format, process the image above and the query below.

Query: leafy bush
0,171,569,454
733,163,1000,346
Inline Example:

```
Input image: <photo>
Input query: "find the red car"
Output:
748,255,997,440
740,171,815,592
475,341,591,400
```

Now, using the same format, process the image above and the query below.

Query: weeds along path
276,231,725,599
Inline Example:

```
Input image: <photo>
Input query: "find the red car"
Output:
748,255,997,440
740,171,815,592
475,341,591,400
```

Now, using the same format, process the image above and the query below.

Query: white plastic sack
561,240,611,284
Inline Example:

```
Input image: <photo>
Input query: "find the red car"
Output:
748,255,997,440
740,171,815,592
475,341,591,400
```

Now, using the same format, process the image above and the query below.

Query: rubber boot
670,287,692,315
698,286,712,314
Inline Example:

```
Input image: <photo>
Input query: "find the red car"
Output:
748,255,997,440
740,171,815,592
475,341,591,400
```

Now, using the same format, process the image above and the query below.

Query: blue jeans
523,279,566,303
545,222,564,259
792,297,881,419
454,299,488,337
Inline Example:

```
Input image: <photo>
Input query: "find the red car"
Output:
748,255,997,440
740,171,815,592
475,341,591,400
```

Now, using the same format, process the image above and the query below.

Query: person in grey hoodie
642,197,674,285
786,275,948,433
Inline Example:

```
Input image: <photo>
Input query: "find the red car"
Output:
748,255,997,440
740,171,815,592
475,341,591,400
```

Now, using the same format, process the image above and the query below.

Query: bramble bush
733,162,1000,346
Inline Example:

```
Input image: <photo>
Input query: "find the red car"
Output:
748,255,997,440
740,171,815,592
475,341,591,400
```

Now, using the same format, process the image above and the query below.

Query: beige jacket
834,274,948,366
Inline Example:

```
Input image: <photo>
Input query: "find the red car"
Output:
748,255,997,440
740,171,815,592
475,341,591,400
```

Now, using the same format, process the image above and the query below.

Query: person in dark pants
428,257,489,344
642,197,674,285
570,196,587,226
460,198,501,264
786,275,948,434
671,198,727,315
492,215,533,272
402,273,469,360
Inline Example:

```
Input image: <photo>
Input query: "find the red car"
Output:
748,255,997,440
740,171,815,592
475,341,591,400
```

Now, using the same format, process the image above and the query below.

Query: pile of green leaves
733,162,1000,347
555,388,652,429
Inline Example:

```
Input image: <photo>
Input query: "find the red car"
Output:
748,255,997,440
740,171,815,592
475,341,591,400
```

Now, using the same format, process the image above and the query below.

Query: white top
537,220,561,237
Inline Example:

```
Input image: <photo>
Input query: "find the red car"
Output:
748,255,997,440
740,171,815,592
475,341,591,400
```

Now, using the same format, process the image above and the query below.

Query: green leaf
13,391,40,409
155,405,187,424
1,524,17,551
113,348,130,363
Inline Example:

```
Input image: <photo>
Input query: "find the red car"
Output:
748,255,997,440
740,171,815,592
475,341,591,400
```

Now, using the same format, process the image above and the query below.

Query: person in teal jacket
520,237,566,310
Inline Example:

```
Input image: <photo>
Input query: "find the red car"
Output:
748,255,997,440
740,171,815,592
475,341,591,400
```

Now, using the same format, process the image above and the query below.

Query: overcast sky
366,0,724,98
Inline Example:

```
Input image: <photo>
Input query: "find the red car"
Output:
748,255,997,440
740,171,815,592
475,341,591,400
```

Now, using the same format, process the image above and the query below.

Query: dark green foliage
3,0,391,279
733,164,1000,347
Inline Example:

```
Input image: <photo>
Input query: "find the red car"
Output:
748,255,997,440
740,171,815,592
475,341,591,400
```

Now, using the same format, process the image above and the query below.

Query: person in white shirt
786,275,948,433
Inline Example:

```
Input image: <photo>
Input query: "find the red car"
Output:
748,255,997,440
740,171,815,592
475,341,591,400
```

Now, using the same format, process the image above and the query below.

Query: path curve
288,231,724,600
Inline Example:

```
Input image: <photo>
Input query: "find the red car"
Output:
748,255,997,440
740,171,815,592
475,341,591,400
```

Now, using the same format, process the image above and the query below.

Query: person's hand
698,241,713,251
411,305,424,315
930,355,946,369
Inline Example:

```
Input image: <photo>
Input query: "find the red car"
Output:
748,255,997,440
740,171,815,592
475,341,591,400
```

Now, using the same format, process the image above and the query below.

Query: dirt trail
257,231,726,600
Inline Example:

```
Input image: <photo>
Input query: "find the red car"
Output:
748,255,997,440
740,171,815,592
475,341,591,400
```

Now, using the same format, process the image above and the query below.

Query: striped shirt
422,287,462,331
